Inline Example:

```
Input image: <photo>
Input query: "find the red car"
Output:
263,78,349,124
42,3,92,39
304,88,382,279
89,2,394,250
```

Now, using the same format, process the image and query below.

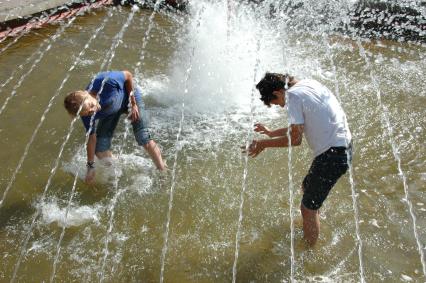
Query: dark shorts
301,145,352,210
95,97,151,152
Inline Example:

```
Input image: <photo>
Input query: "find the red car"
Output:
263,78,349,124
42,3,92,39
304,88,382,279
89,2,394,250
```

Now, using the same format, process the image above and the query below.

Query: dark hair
64,90,87,116
256,73,294,106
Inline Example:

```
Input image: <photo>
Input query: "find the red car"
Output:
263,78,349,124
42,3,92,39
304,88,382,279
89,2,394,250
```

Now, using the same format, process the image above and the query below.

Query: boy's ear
272,89,284,97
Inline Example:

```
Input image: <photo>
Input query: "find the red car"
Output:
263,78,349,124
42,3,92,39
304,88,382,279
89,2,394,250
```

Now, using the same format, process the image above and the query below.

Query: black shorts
302,145,352,210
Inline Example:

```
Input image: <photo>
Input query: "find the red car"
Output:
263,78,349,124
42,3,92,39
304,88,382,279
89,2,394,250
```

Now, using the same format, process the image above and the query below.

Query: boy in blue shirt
64,70,166,184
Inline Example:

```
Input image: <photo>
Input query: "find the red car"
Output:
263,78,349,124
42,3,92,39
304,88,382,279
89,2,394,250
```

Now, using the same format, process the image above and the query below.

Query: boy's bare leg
143,140,166,170
95,142,165,170
301,203,320,246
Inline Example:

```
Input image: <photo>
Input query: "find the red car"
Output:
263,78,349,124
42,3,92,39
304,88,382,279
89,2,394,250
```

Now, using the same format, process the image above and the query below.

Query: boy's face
269,89,285,107
79,93,101,116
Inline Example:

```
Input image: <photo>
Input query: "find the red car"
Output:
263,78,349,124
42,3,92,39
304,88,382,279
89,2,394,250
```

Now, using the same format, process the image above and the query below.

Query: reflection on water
0,1,425,282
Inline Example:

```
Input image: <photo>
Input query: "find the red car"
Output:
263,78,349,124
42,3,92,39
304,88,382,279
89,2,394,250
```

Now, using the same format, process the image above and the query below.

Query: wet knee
142,140,155,150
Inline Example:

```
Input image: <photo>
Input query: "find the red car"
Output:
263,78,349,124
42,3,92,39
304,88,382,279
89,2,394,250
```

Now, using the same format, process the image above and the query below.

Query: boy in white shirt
246,73,352,246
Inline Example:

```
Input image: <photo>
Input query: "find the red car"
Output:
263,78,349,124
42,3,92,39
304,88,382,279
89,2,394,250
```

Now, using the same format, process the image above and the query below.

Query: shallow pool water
0,1,425,282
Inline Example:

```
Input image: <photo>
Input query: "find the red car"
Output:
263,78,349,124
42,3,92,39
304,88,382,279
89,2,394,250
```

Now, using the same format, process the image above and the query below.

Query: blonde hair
64,90,88,116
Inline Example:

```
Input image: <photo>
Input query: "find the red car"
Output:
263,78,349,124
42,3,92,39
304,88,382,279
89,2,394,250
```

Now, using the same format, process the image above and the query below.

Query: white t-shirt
286,79,351,157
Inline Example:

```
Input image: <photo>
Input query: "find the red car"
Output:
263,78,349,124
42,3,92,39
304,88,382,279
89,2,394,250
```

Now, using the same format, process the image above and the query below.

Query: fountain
0,0,425,281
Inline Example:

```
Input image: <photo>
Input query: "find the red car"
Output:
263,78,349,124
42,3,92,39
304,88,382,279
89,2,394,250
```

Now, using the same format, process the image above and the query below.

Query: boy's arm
85,133,96,184
87,133,96,162
268,127,289,137
246,124,304,157
254,123,288,137
123,70,139,122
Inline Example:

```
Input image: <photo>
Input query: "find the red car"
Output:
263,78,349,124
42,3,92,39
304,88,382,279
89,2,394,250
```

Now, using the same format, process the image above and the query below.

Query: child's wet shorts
301,144,352,210
95,97,151,152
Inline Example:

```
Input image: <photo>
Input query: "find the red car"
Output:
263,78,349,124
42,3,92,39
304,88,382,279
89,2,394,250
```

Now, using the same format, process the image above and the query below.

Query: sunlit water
0,1,425,282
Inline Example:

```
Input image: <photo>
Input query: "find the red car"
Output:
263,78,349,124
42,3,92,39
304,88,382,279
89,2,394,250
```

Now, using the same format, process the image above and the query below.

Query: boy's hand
254,123,271,137
128,104,140,123
85,168,96,184
241,140,265,158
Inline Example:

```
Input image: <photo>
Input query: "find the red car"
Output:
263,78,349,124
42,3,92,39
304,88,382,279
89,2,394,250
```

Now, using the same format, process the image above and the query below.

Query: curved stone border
0,0,113,41
0,0,188,42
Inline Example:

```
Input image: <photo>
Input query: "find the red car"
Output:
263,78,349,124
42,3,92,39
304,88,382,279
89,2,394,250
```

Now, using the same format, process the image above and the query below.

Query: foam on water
128,175,154,196
62,146,154,188
305,273,358,282
39,199,102,228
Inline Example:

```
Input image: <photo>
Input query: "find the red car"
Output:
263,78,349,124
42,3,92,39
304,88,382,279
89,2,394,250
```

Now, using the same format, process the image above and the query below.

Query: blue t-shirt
81,71,141,133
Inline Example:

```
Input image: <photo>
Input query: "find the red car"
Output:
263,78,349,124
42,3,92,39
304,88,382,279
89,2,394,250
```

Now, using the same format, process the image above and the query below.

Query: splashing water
0,0,425,281
159,4,205,282
232,38,261,283
323,36,365,282
40,199,101,228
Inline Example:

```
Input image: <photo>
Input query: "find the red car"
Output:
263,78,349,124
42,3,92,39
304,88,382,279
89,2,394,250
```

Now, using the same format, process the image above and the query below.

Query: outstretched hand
254,123,271,137
241,140,265,158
